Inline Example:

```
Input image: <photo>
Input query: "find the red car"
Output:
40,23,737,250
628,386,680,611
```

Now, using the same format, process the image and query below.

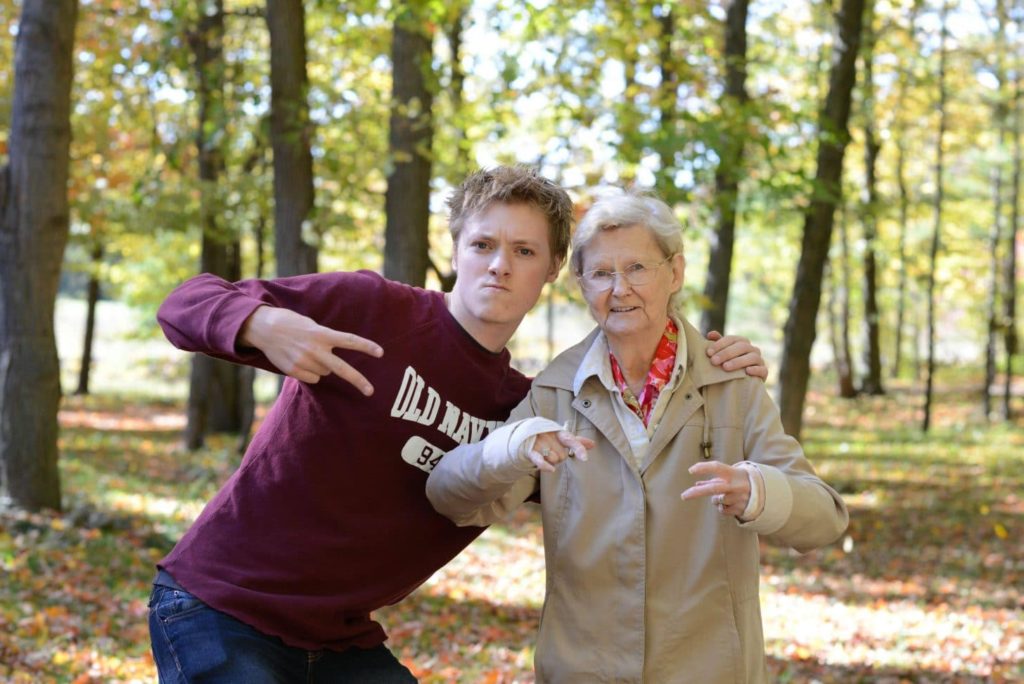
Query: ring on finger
540,447,552,458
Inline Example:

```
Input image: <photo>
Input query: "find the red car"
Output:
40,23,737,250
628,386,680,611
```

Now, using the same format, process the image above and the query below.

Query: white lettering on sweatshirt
392,365,505,473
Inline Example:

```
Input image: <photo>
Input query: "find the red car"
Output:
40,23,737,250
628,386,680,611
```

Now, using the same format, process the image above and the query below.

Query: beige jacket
426,320,849,683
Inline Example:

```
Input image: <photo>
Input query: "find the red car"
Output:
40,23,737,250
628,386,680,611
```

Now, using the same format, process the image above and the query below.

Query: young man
148,166,767,682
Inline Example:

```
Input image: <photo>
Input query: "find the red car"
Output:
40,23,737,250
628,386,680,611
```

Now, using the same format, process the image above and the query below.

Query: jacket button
685,393,693,400
582,399,592,408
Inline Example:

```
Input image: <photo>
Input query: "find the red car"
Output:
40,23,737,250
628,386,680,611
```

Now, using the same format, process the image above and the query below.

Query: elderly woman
426,191,848,683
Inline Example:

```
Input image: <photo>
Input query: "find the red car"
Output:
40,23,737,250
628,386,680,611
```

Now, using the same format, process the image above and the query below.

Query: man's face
448,202,560,349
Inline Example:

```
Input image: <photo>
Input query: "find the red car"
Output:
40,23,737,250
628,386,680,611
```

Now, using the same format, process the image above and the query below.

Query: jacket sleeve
733,377,849,552
426,393,544,527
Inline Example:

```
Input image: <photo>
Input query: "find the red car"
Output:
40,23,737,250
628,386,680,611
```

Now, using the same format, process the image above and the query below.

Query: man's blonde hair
447,166,573,266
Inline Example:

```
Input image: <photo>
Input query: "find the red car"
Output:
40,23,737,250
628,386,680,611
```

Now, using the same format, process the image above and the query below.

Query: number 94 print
402,436,445,473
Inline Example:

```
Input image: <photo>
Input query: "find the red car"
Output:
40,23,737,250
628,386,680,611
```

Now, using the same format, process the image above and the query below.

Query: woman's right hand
526,430,595,472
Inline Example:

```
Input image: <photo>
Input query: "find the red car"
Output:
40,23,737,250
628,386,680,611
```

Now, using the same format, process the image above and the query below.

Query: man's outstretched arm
158,272,382,394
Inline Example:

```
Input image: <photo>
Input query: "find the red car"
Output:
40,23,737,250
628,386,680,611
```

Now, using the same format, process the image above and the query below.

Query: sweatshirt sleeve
425,393,546,527
157,273,267,360
156,270,385,374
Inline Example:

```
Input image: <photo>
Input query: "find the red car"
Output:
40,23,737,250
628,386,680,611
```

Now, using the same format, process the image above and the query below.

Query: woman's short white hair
571,190,686,311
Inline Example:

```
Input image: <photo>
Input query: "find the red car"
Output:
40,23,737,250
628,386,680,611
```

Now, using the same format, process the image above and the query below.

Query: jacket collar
535,316,745,395
570,317,689,397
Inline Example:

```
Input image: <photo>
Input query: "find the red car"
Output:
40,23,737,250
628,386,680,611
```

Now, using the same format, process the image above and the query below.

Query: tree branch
87,5,264,20
428,257,457,292
225,7,266,20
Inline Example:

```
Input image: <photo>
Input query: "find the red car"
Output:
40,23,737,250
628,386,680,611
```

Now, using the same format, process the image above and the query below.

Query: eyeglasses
576,257,672,292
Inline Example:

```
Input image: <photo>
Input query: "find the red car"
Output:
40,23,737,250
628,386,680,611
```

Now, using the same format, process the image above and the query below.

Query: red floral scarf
609,319,678,427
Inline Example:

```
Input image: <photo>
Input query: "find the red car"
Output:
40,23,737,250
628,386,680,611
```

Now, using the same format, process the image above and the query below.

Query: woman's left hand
681,461,750,517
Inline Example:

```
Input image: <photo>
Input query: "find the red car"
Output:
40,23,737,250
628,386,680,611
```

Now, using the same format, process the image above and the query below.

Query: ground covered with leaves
0,382,1021,682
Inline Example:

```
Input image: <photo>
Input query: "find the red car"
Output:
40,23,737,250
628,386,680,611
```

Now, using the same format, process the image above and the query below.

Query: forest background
0,0,1021,681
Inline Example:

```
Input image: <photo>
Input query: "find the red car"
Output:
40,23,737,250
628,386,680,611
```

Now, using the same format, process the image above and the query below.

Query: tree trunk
617,50,642,185
778,0,868,439
654,7,681,203
267,0,317,278
986,160,1006,419
912,290,923,381
1003,45,1021,421
890,1,919,381
985,0,1009,420
445,4,472,182
430,3,468,289
826,263,841,389
383,0,435,287
923,2,949,433
237,160,268,456
244,144,270,282
701,0,750,336
185,1,245,450
893,140,909,379
859,5,884,395
0,0,78,511
835,205,857,397
75,242,103,396
611,1,646,186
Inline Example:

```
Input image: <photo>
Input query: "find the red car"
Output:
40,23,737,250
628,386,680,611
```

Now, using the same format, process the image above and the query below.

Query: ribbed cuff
736,463,792,534
735,462,765,521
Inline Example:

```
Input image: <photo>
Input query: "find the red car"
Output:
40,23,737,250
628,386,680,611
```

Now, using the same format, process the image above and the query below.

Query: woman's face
578,224,684,345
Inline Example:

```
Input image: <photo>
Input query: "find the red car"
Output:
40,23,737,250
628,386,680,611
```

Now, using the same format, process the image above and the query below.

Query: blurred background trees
0,0,1021,507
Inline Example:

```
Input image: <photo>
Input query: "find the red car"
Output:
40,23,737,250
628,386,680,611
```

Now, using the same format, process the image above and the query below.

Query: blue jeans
148,573,417,683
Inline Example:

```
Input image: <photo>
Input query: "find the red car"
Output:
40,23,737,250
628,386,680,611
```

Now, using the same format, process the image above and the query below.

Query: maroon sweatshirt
156,270,530,651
